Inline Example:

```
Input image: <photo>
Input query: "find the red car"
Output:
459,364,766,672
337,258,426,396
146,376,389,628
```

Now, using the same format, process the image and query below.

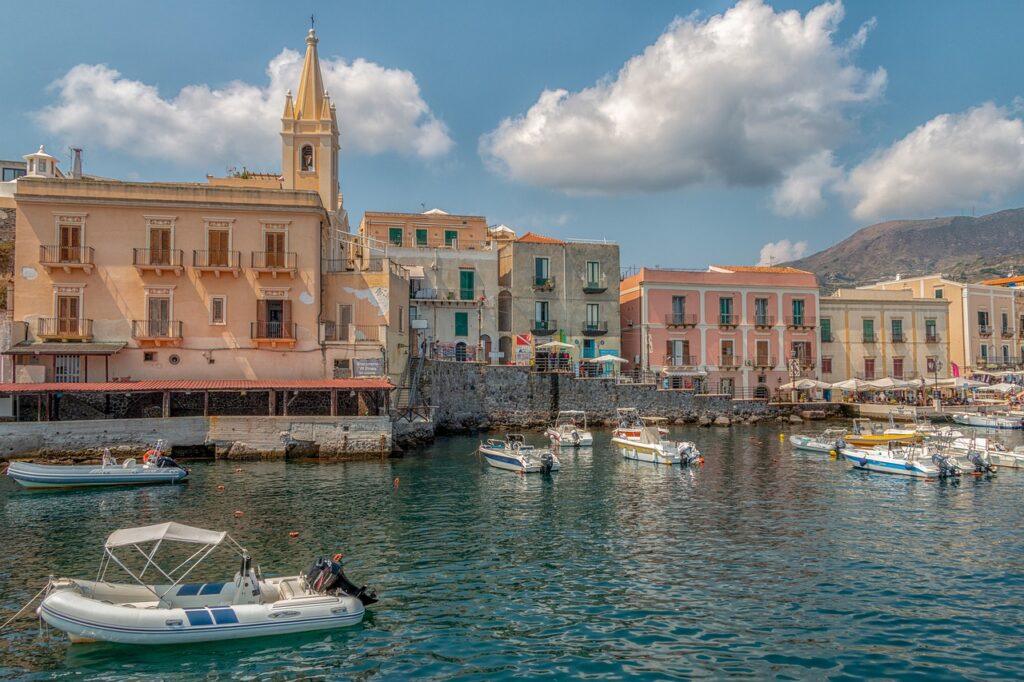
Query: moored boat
479,434,560,473
6,443,188,489
841,441,960,479
843,419,919,448
950,412,1023,430
545,410,594,447
790,428,847,454
37,522,377,644
611,408,700,465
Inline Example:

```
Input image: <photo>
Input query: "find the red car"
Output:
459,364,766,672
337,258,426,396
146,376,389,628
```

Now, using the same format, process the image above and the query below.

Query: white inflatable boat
37,522,377,644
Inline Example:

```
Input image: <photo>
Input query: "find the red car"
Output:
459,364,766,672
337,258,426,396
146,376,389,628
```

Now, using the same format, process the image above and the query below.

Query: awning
0,378,394,394
3,341,126,356
105,522,227,549
662,369,707,377
406,265,425,279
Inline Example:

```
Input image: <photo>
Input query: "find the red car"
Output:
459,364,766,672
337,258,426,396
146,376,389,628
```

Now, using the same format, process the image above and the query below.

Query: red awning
0,378,394,394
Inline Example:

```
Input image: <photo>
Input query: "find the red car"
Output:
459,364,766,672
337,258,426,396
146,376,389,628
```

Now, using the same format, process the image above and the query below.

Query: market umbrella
831,378,866,391
536,341,574,350
583,355,628,363
780,379,831,390
979,382,1019,394
865,377,914,390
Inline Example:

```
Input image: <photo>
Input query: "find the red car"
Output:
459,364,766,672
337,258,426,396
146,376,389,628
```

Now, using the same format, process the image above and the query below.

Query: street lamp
931,359,943,410
788,349,800,403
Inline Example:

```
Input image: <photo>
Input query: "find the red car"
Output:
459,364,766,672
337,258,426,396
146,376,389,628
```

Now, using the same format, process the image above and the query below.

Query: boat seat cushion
121,601,161,609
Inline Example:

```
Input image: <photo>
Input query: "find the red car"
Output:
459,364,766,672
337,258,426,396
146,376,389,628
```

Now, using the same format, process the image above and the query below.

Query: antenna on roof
420,202,426,211
310,13,315,29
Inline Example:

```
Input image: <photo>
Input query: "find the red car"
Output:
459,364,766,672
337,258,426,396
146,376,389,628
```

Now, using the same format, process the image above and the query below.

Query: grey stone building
497,232,620,372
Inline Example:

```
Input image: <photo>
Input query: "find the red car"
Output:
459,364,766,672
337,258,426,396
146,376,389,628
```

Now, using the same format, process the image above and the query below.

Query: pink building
620,266,820,397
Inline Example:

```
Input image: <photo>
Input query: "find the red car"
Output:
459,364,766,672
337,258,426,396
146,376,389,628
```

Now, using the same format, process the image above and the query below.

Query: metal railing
583,275,608,293
37,317,93,338
718,313,737,326
753,315,775,327
662,355,697,367
821,332,833,343
665,313,698,327
753,356,777,368
532,276,557,291
719,355,741,368
133,248,183,267
863,332,877,343
251,251,297,270
978,325,993,337
925,333,940,343
1002,327,1015,338
325,323,381,342
193,250,241,268
531,319,558,335
250,321,296,340
39,245,94,265
131,319,182,338
891,332,906,343
410,288,480,303
323,257,384,273
582,320,609,335
784,316,816,327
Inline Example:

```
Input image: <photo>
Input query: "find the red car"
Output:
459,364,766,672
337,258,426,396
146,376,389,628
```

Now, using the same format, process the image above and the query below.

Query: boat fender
858,457,868,468
904,461,914,471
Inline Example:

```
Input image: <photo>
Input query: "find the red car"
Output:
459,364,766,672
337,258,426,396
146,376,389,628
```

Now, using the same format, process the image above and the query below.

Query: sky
4,0,1024,269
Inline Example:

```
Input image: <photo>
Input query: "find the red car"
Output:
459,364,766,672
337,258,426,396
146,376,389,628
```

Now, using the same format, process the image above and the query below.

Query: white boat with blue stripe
37,522,377,644
479,434,560,473
6,443,188,489
841,442,961,479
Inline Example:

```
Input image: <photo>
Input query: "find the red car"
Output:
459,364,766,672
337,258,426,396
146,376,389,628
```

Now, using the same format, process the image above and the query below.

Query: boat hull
951,413,1022,429
6,461,188,489
840,449,937,478
38,588,363,645
790,436,841,453
843,433,918,448
611,436,681,465
545,429,594,447
479,447,560,473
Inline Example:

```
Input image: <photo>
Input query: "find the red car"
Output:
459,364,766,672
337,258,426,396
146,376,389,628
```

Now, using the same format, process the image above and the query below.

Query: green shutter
445,230,458,247
820,318,831,341
389,228,403,246
460,270,475,300
416,228,428,246
454,312,468,337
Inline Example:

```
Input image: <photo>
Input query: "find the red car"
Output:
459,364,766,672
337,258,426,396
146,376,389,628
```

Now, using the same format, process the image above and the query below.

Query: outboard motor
966,450,996,474
570,430,581,446
305,555,379,606
678,443,701,465
155,454,182,469
931,452,959,479
834,438,847,451
540,452,555,474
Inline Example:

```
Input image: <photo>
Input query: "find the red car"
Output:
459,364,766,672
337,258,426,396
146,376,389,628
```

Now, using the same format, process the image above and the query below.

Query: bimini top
105,522,227,549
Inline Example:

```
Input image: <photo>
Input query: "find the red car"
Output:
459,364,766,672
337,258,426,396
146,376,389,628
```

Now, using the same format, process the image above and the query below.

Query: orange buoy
393,477,400,489
217,485,225,491
234,510,243,518
289,531,299,538
234,467,242,473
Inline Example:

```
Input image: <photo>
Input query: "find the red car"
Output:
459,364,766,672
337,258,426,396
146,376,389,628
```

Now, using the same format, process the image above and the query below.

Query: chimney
71,148,83,179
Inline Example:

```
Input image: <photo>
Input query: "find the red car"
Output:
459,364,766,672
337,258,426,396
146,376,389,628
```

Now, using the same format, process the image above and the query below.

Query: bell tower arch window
300,145,315,172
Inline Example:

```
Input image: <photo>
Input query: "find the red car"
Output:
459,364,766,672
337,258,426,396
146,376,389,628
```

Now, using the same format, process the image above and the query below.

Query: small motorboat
37,522,377,644
611,409,700,465
945,435,1023,470
843,419,919,448
841,441,960,479
950,412,1023,430
790,428,847,454
6,442,188,489
611,408,669,440
479,434,560,473
545,410,594,447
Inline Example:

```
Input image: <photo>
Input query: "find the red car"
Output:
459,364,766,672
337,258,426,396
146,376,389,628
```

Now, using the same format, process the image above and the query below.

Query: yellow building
865,275,1024,373
5,29,405,385
820,288,951,382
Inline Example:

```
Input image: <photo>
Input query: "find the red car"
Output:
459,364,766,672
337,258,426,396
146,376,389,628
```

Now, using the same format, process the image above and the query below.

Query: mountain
787,208,1024,290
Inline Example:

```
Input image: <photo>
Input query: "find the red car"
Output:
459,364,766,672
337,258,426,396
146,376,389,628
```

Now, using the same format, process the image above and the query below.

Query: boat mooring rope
0,582,49,631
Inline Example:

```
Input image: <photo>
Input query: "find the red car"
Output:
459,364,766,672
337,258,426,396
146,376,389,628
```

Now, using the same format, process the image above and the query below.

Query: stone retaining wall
0,415,392,461
423,360,835,431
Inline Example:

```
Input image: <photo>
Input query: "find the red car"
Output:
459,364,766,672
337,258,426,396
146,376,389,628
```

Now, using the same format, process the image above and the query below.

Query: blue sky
4,1,1024,268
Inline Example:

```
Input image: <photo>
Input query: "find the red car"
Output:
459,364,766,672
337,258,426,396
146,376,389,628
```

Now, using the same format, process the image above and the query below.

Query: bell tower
281,28,340,213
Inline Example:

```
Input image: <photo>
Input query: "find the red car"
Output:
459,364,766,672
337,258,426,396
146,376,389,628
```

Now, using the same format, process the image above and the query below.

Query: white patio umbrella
536,341,574,350
865,377,914,390
831,378,866,392
941,377,987,389
583,355,628,363
979,382,1019,394
780,379,831,390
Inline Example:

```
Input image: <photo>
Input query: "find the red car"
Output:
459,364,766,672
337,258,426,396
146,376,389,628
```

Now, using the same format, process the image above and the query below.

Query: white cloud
841,103,1024,221
35,49,452,169
771,150,843,216
480,0,884,194
758,239,808,265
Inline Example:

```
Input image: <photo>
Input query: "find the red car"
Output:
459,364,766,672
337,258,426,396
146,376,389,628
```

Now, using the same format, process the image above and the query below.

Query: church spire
294,29,326,121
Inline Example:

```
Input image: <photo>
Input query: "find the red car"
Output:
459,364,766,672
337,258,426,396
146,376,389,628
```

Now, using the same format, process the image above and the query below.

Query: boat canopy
105,522,227,549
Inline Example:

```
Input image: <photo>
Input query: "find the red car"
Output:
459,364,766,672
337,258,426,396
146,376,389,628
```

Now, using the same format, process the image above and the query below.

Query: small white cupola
24,145,59,178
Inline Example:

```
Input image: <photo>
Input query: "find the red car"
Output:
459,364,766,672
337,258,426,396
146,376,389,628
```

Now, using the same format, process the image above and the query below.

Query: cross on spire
310,13,315,30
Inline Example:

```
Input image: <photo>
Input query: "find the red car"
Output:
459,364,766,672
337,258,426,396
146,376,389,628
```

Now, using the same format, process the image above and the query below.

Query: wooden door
57,296,79,334
150,228,171,265
265,232,285,267
208,230,229,267
148,297,170,336
59,224,81,263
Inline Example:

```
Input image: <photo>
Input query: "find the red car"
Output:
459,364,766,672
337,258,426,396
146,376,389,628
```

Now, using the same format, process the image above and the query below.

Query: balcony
133,248,183,276
719,355,741,369
1002,327,1015,339
582,320,608,336
324,323,381,343
718,314,738,328
410,288,482,306
132,319,183,346
979,325,993,337
663,355,697,368
532,275,556,292
251,251,297,279
323,257,384,273
863,333,877,343
821,333,833,343
925,333,940,343
754,355,776,369
37,317,93,341
582,275,608,294
665,313,697,328
193,250,241,278
753,315,775,328
531,319,558,336
784,316,816,329
891,332,906,344
251,321,297,348
39,245,94,274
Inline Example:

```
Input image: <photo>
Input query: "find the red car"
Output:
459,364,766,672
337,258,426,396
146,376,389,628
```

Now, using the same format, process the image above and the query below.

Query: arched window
455,341,467,362
300,145,314,172
497,290,512,332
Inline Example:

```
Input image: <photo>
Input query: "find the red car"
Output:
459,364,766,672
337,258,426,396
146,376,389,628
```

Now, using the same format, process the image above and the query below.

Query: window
820,318,832,342
333,359,352,379
934,288,943,299
926,357,936,374
893,357,904,378
444,230,459,248
207,227,230,267
586,261,600,286
792,341,811,363
925,318,937,341
459,270,475,300
667,339,689,365
1,168,25,181
398,306,405,333
863,318,875,342
149,225,172,265
454,312,469,337
143,352,157,363
1003,345,1010,362
256,299,292,339
755,339,770,366
864,358,876,379
338,304,352,341
791,299,805,325
410,305,419,322
720,340,735,365
978,310,990,328
891,318,903,342
301,145,314,171
389,228,403,246
754,297,769,325
416,228,428,247
980,345,989,360
1002,312,1010,333
822,357,833,374
498,291,512,332
586,303,599,326
535,257,550,286
534,301,550,330
719,297,734,324
38,160,47,174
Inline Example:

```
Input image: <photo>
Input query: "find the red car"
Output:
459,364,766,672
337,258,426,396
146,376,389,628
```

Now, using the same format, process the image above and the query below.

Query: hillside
787,208,1024,290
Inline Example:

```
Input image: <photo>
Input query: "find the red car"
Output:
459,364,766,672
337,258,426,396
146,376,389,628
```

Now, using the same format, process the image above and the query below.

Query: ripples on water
2,424,1023,680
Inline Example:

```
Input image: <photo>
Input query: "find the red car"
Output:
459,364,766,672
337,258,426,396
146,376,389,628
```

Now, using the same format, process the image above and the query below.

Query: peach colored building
620,266,820,397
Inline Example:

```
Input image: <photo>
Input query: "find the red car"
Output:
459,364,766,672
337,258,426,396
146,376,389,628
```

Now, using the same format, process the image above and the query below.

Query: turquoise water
2,425,1024,680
